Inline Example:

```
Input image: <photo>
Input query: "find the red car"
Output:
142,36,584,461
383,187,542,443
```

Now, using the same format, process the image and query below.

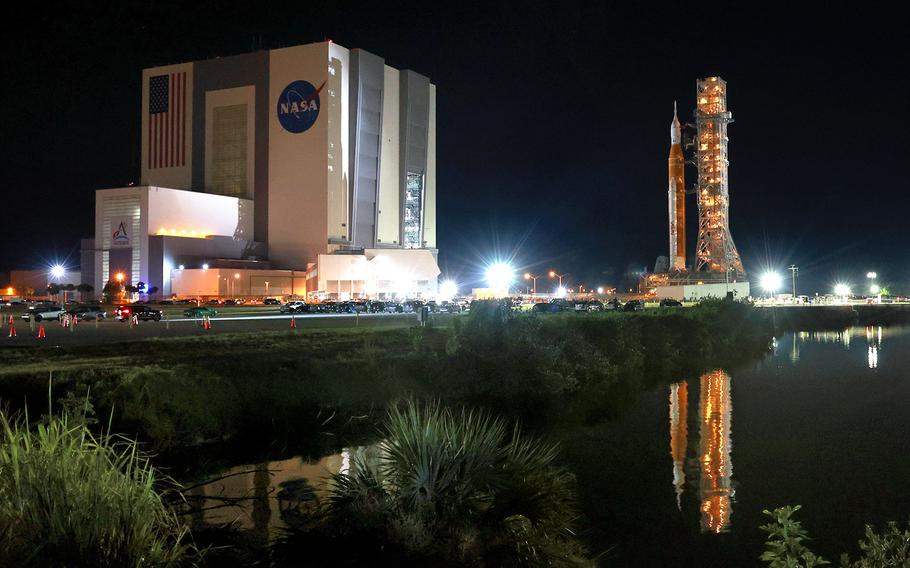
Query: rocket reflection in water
698,369,733,533
668,381,688,510
669,371,734,532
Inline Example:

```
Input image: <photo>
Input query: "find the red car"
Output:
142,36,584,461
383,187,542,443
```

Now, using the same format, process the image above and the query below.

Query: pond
189,325,910,566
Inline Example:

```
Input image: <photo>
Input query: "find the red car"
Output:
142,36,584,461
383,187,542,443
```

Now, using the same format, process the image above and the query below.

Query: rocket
668,102,686,271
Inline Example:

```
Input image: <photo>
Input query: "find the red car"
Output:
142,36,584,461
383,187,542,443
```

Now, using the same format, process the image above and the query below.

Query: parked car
67,306,107,320
623,300,644,312
532,302,565,314
280,301,306,314
184,306,217,318
115,305,162,321
21,305,65,322
158,299,174,305
604,299,622,311
659,298,683,308
263,298,281,305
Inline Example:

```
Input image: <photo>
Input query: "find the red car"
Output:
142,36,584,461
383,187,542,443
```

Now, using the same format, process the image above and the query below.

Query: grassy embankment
0,300,772,475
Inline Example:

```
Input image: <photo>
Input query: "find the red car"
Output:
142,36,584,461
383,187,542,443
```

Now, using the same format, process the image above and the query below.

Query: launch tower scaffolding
694,77,744,276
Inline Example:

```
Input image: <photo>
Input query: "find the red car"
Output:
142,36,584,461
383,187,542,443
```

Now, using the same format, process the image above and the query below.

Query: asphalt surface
0,311,451,348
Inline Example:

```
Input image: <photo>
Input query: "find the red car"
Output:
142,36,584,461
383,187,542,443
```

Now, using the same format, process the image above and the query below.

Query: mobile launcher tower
648,77,748,298
692,77,744,278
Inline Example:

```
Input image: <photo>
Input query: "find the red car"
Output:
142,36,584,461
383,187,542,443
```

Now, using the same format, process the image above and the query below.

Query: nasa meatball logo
277,80,326,133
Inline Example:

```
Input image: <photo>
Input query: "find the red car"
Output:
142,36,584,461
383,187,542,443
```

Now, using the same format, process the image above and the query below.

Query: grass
0,405,196,567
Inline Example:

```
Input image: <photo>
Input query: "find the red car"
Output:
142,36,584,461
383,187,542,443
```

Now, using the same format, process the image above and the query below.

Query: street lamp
548,270,567,290
524,273,540,295
485,263,514,296
833,283,851,300
760,272,782,299
439,279,458,300
264,281,270,297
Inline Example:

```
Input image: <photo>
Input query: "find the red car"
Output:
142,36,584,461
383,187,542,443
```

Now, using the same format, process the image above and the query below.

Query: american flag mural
148,72,186,168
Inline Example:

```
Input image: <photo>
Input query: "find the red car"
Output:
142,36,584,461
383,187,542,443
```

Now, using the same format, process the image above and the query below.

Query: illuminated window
404,172,424,249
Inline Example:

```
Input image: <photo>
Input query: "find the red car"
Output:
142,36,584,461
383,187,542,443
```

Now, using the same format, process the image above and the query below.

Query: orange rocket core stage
669,103,686,271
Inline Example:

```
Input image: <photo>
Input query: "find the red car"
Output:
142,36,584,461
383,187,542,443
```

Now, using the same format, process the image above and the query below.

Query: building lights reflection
866,325,882,369
668,381,689,510
698,369,733,534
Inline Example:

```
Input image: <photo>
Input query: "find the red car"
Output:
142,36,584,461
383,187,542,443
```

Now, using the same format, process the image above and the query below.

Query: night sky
3,3,907,294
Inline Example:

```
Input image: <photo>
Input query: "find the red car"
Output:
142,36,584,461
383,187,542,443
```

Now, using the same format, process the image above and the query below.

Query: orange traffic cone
290,316,296,329
37,323,46,339
8,322,16,338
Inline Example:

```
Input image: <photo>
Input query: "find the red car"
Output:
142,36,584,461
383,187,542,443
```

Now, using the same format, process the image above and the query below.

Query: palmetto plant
322,400,590,566
0,408,195,567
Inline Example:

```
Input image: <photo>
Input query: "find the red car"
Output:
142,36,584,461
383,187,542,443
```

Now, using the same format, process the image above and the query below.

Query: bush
0,409,195,567
274,400,591,566
760,505,910,568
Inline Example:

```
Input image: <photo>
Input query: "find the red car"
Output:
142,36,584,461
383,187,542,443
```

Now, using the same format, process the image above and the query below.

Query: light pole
115,272,125,302
548,270,567,291
233,273,240,298
788,265,798,299
265,281,270,298
524,273,540,295
50,265,65,303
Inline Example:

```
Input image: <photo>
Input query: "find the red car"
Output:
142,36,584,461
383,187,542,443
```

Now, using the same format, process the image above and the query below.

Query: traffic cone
205,316,211,330
8,322,16,338
37,323,45,339
290,316,296,329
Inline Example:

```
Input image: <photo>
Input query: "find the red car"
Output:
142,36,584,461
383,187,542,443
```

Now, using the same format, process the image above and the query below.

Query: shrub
275,400,591,566
0,409,195,567
760,505,910,568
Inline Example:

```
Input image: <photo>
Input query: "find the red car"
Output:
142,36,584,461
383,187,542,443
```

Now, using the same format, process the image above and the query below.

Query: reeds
0,408,195,567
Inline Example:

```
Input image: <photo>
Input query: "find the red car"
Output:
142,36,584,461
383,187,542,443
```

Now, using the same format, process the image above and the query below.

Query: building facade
89,41,440,299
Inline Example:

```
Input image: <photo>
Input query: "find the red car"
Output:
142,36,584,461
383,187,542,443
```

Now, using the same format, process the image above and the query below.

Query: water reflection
779,327,894,369
668,381,688,510
699,370,734,533
670,370,734,534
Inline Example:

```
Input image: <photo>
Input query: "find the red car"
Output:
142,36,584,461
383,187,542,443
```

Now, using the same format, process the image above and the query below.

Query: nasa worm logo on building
277,80,326,133
111,219,130,247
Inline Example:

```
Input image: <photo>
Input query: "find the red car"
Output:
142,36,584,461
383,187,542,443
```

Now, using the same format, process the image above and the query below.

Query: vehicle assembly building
652,77,749,301
83,40,440,300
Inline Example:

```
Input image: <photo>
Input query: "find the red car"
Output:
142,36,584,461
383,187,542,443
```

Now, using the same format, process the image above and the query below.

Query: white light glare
485,262,514,291
439,279,458,300
596,286,604,294
870,284,881,295
202,263,209,270
866,272,877,279
833,283,851,296
50,265,65,279
556,286,567,298
760,272,783,293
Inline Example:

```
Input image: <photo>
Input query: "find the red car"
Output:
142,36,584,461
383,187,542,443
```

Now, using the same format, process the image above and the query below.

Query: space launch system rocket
668,102,686,271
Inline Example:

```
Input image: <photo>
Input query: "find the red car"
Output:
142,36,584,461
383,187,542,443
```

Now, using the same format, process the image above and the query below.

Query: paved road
0,312,452,348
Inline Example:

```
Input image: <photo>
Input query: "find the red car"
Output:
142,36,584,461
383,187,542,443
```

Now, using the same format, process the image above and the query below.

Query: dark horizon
3,4,907,294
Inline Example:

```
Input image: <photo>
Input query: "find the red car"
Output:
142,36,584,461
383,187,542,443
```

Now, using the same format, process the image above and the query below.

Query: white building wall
268,43,331,269
147,186,252,240
327,42,350,243
424,84,437,249
656,282,751,301
377,65,401,246
141,62,194,190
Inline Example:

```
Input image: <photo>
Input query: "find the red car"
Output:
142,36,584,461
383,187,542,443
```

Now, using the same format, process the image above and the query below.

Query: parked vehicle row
278,299,467,315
